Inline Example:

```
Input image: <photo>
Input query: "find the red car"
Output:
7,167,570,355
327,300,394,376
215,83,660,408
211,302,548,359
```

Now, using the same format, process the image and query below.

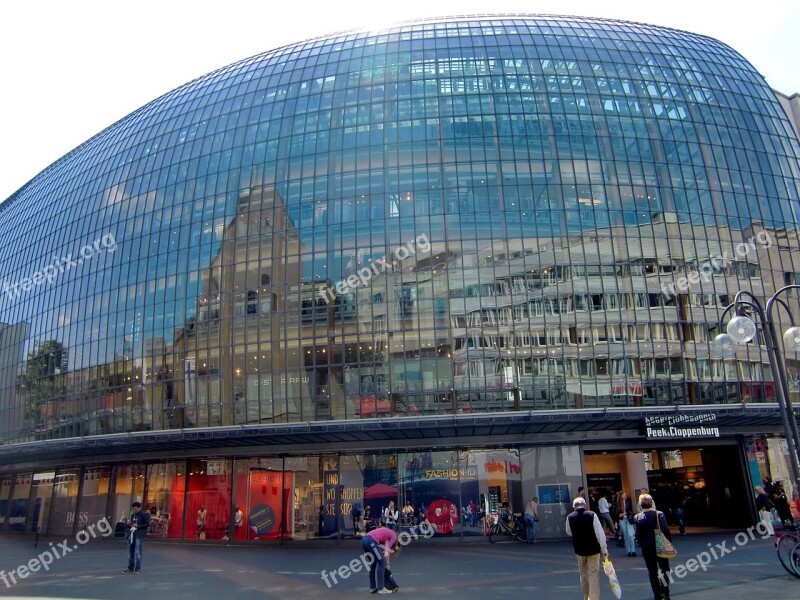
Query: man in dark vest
565,496,608,600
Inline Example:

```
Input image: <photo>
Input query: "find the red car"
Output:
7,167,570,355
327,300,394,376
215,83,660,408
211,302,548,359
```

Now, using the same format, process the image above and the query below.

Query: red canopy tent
364,482,398,499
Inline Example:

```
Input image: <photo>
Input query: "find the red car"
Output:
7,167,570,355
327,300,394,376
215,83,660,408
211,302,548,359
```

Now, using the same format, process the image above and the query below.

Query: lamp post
713,286,800,497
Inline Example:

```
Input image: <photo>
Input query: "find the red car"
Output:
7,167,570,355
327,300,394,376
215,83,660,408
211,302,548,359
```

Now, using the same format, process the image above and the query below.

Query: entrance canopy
0,404,784,473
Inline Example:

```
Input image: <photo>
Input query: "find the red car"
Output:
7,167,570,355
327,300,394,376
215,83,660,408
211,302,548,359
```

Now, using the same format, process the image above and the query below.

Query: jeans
524,514,537,542
620,519,636,553
361,536,386,590
674,507,685,535
599,511,615,535
128,535,144,571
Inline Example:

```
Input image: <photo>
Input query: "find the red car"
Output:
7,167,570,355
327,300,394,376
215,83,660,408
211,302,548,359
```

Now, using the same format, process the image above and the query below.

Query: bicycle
775,530,800,578
489,513,526,543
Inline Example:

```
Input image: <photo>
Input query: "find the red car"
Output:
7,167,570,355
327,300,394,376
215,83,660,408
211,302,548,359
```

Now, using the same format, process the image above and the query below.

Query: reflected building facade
1,15,800,541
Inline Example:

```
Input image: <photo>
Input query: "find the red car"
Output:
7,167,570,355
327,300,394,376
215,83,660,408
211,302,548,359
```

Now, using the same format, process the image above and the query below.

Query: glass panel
520,446,582,539
31,470,55,535
361,453,398,535
7,473,32,533
111,465,145,530
399,450,470,537
49,468,81,536
288,455,334,541
187,458,231,541
234,457,292,542
0,476,11,527
338,455,366,537
79,467,112,533
144,461,185,539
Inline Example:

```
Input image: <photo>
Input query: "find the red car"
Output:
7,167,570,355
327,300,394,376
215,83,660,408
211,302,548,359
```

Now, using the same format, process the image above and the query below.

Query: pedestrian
772,481,796,530
634,493,672,600
124,501,150,574
196,504,207,539
360,525,401,594
674,493,687,536
351,503,362,533
610,491,622,545
355,516,367,538
755,486,775,536
524,495,539,544
616,491,636,556
635,488,649,514
383,500,399,531
565,496,608,600
318,504,325,537
597,490,615,538
402,500,414,526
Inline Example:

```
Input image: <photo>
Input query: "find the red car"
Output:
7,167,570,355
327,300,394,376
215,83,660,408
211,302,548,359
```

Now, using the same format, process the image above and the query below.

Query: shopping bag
655,530,677,558
655,511,677,559
603,557,622,599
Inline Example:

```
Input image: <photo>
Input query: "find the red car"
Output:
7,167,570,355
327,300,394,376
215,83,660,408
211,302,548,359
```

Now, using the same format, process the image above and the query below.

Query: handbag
654,511,677,559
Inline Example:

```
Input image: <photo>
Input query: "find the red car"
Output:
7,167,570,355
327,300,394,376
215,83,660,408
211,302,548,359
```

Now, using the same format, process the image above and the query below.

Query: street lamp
713,286,800,497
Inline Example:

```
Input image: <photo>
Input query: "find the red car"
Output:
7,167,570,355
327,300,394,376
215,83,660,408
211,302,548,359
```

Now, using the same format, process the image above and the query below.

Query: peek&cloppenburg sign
644,413,720,439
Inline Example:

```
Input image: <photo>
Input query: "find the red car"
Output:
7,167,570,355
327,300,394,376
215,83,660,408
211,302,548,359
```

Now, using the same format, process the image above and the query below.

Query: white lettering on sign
646,426,720,439
256,376,310,386
644,413,716,427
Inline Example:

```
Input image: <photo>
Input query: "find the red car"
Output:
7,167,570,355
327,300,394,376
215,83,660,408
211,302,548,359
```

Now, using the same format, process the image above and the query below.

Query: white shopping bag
603,557,622,599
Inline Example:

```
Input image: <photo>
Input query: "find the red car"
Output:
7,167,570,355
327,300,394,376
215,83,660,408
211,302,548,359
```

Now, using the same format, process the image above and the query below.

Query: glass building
1,15,799,541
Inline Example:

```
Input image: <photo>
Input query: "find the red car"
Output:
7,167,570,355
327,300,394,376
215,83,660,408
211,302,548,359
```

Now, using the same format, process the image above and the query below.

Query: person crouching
360,526,400,594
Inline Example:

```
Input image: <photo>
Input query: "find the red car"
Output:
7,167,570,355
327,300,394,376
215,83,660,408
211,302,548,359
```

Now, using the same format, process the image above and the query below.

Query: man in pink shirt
361,526,400,594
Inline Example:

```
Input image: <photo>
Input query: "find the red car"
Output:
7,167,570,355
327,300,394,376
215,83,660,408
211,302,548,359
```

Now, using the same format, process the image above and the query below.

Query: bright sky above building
1,0,798,203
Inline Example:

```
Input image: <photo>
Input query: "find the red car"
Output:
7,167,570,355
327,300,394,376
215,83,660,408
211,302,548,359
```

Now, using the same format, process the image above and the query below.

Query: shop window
31,471,55,535
49,469,81,537
144,462,184,540
7,473,32,533
0,476,11,527
79,467,112,532
187,459,231,541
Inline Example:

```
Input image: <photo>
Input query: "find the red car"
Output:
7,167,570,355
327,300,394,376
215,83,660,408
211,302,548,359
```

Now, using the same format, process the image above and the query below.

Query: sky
1,0,798,203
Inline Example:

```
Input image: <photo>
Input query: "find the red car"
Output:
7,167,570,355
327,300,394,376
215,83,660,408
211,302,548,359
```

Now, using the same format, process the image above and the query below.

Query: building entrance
584,445,750,529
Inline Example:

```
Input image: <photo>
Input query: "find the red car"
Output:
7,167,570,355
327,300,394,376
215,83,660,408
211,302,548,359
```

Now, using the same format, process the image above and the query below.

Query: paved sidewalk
0,531,797,599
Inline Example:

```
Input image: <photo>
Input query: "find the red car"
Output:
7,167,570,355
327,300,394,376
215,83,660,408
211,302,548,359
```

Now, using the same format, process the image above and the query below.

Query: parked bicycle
489,512,526,543
775,530,800,578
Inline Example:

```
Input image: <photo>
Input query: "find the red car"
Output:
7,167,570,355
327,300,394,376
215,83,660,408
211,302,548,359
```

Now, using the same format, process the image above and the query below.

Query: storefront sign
249,503,275,536
424,467,477,480
484,460,520,474
644,413,719,439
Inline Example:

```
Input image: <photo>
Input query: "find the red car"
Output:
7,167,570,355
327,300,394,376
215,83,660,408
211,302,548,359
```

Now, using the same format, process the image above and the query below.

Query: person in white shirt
566,497,609,600
383,500,399,531
597,491,615,537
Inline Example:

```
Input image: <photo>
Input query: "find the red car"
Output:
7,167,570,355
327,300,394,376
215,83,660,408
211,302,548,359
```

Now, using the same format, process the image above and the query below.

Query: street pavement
0,530,797,599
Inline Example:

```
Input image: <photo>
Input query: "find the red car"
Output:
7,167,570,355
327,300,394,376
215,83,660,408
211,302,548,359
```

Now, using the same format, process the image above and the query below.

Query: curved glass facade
2,15,800,443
